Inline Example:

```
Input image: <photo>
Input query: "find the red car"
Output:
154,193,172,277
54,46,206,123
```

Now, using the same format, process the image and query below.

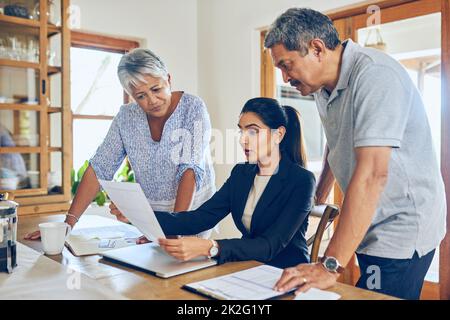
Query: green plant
71,160,135,206
71,160,107,206
114,160,135,183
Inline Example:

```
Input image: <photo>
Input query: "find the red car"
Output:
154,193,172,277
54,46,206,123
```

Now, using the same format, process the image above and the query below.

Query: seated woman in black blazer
111,97,316,268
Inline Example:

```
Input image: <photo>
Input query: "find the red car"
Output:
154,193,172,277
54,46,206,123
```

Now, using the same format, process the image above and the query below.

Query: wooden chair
307,204,340,263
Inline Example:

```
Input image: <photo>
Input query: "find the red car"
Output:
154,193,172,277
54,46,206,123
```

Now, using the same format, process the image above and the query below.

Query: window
70,32,138,171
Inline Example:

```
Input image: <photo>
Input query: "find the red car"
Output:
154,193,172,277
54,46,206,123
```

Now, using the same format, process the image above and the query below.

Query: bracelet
66,213,79,223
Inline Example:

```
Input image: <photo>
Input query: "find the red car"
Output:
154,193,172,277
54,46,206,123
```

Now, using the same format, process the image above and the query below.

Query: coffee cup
38,222,71,255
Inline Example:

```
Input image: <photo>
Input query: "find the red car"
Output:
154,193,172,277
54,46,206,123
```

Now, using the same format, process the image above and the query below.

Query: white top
241,175,271,232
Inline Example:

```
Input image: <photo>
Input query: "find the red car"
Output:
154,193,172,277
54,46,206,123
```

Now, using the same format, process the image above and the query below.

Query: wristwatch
319,256,345,274
208,240,219,258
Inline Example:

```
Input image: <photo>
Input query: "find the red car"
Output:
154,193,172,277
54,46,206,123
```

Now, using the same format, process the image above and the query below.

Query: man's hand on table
274,263,340,295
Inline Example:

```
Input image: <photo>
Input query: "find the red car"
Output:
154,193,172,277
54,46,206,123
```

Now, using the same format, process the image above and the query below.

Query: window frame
70,31,139,121
70,31,139,180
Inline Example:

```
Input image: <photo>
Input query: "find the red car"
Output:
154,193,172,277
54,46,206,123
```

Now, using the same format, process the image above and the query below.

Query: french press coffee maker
0,192,18,273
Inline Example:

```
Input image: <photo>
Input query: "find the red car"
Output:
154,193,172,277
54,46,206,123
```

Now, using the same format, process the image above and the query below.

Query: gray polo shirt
313,39,446,259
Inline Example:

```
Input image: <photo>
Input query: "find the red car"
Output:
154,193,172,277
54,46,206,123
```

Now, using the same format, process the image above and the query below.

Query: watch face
210,246,218,257
325,258,338,271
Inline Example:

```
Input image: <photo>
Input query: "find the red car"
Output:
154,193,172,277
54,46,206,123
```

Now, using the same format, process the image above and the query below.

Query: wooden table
18,214,397,300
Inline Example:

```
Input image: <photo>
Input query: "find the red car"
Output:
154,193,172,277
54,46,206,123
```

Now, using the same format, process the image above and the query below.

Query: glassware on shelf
0,39,7,59
47,171,60,189
31,1,61,25
30,1,39,20
27,39,39,62
0,65,40,104
0,0,5,16
48,0,60,26
47,48,56,65
7,36,20,60
0,33,39,63
28,171,40,189
17,40,28,61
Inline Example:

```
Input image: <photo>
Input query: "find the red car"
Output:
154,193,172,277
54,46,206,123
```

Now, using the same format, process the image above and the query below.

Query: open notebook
65,215,142,256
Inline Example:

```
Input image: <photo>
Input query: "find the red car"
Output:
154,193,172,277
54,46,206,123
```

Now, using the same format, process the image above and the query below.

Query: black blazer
155,156,316,269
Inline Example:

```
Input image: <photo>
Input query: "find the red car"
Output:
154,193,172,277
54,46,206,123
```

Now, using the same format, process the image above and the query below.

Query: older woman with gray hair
26,48,216,241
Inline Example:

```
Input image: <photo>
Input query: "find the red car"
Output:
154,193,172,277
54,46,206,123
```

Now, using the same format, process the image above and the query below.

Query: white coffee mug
39,222,71,255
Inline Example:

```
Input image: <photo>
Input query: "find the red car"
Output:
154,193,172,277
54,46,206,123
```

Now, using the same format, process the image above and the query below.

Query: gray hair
264,8,341,56
117,48,169,93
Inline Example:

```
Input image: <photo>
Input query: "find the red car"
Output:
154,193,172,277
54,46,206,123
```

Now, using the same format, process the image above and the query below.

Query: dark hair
264,8,341,56
241,97,307,167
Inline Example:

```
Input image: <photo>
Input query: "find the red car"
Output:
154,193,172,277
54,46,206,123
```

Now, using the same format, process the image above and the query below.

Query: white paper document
185,265,289,300
98,180,166,242
294,288,341,300
71,224,141,240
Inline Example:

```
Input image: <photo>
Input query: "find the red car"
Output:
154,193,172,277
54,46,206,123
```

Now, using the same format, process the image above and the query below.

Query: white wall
197,0,360,184
357,12,441,55
71,0,199,94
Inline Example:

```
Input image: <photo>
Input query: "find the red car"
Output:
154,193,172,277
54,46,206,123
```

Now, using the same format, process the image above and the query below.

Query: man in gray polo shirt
265,8,446,299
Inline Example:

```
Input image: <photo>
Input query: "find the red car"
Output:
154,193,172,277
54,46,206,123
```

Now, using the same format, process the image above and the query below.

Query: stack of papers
184,265,289,300
184,264,342,300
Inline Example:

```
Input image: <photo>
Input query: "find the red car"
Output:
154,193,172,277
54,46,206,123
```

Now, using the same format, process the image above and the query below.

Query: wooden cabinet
0,0,72,215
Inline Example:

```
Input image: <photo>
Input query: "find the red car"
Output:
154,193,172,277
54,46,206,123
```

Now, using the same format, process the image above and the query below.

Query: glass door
0,0,72,213
0,0,44,196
